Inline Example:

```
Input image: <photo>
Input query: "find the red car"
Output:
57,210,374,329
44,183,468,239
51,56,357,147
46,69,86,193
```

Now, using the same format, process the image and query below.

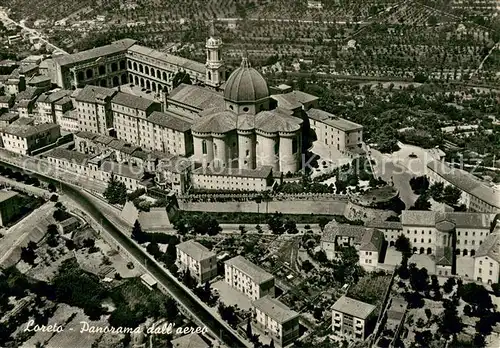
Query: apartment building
0,95,14,109
45,148,91,177
224,256,275,300
307,108,363,152
399,210,496,257
176,240,217,283
332,296,376,341
49,39,135,89
252,296,300,347
426,160,500,213
35,89,72,124
75,85,117,135
191,166,274,192
0,122,60,155
111,92,161,145
474,231,500,285
146,110,193,156
99,160,145,191
321,222,385,272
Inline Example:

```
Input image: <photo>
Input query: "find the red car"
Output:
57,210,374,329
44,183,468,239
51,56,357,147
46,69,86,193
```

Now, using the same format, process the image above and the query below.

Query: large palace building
45,35,225,93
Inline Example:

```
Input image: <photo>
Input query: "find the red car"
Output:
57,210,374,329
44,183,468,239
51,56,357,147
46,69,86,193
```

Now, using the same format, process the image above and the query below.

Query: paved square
213,279,252,311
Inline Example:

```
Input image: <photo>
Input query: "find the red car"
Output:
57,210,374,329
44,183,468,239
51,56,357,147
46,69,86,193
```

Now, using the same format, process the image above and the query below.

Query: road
0,10,68,54
0,159,250,348
368,148,417,209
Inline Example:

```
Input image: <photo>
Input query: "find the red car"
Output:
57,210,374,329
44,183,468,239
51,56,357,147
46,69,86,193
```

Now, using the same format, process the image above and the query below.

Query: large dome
224,57,269,103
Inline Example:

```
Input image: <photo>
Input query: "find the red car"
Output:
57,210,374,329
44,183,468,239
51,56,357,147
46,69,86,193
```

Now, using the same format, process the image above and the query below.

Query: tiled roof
100,161,144,180
366,220,403,230
171,333,209,348
94,134,115,145
168,84,224,110
176,240,215,262
26,74,50,84
271,90,318,110
427,160,500,209
54,96,72,106
332,296,376,319
435,246,453,266
360,228,384,252
148,111,192,132
53,39,136,67
401,210,494,229
0,113,18,122
252,296,299,324
307,108,363,132
75,131,99,140
0,95,13,103
225,256,274,284
476,232,500,263
36,89,72,104
192,165,273,179
128,44,206,74
254,110,302,133
111,91,159,111
1,123,59,138
75,85,116,103
15,87,39,101
108,139,140,154
192,108,302,134
192,108,236,134
46,148,90,163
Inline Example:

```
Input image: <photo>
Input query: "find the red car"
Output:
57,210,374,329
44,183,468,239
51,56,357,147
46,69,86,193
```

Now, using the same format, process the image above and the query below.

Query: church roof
223,57,269,103
191,108,236,134
168,83,224,111
255,110,302,133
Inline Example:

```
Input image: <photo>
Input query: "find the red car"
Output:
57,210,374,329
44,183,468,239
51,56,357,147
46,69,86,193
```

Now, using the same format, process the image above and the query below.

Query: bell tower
205,20,225,89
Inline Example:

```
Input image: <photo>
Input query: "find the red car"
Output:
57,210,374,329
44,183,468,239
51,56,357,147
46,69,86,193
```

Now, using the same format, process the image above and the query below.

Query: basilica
192,56,304,174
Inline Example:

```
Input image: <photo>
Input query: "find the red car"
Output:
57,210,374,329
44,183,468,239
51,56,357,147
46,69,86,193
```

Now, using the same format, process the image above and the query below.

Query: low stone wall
179,199,348,215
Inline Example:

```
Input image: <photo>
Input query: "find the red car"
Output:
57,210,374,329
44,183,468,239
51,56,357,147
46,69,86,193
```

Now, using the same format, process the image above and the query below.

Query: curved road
0,159,248,348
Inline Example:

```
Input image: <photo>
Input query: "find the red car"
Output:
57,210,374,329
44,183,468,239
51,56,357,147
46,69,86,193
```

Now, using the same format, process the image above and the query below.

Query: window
479,268,482,273
202,140,207,154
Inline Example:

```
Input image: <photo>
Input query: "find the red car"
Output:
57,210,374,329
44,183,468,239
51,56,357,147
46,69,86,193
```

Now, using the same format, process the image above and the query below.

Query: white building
45,148,91,177
143,110,193,156
332,296,376,341
0,122,61,155
176,239,217,283
99,160,145,191
35,89,72,124
75,85,117,135
224,256,275,300
474,231,500,285
111,92,161,145
307,108,363,153
426,160,500,213
252,296,300,347
321,222,385,272
191,166,274,192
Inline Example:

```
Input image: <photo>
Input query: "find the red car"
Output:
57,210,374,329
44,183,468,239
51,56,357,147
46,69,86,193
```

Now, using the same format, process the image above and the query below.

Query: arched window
214,143,217,156
427,247,432,255
113,76,119,86
121,74,128,84
208,71,212,80
150,68,155,77
133,62,138,71
145,66,149,75
86,69,93,79
139,64,144,73
99,65,106,75
157,70,161,79
202,140,207,155
120,60,126,70
163,72,167,81
111,62,118,72
470,249,475,256
128,61,132,69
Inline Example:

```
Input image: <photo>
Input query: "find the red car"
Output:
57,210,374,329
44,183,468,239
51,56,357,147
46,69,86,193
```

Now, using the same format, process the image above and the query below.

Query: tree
415,330,432,347
50,194,59,202
301,260,314,273
172,71,192,89
443,277,455,294
284,219,298,234
164,243,177,265
46,224,59,247
146,241,161,259
410,193,431,210
267,212,285,234
104,173,127,205
318,217,330,231
182,269,196,289
409,264,429,292
442,185,461,207
131,220,147,244
492,283,500,296
21,246,37,265
48,183,56,192
395,234,412,257
459,283,493,313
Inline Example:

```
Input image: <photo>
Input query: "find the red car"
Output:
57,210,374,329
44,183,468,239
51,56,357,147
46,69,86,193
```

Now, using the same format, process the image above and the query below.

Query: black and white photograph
0,0,499,347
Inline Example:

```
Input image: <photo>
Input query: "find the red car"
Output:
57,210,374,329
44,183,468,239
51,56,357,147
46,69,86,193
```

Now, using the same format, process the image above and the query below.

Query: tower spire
209,19,215,38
